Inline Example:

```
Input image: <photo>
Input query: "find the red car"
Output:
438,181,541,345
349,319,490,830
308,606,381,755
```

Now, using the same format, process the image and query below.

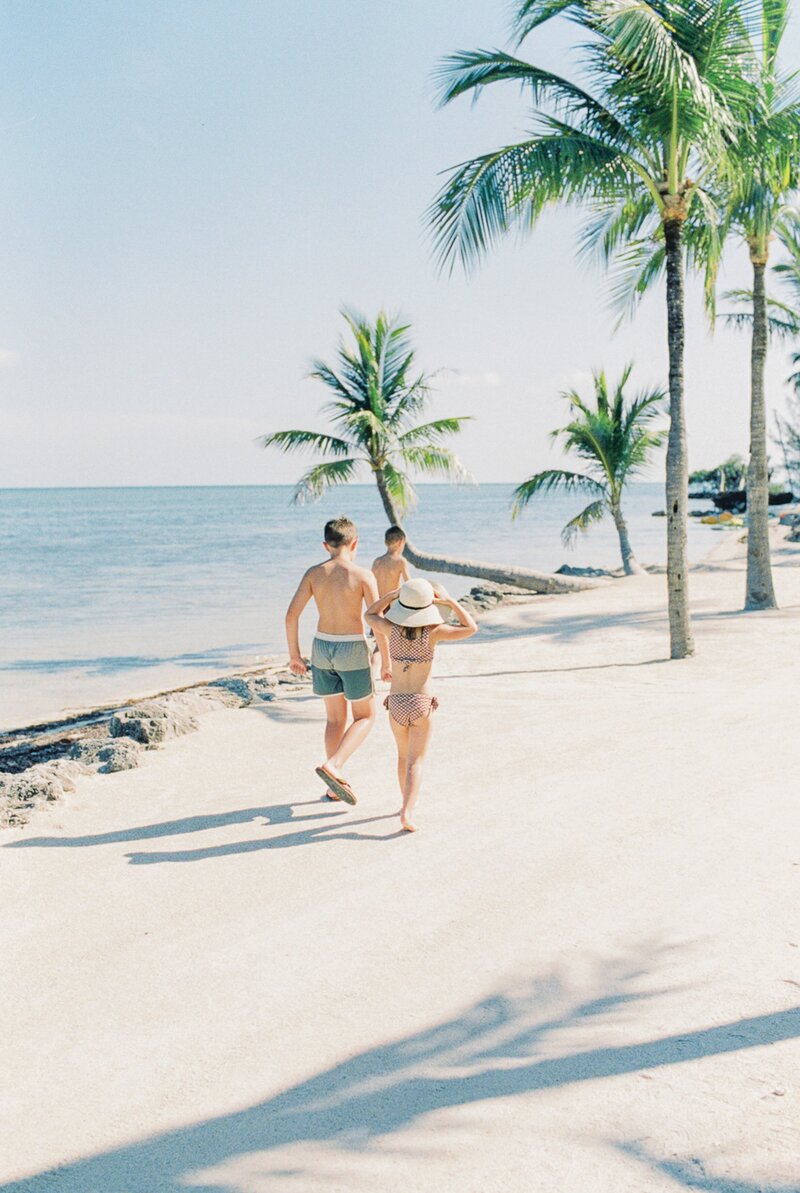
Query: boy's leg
324,695,375,775
320,693,349,797
322,693,348,760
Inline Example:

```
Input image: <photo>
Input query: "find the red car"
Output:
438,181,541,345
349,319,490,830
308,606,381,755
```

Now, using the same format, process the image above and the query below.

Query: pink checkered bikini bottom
384,693,439,728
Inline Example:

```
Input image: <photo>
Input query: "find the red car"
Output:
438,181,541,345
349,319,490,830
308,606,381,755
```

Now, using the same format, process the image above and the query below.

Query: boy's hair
324,516,357,548
384,524,406,547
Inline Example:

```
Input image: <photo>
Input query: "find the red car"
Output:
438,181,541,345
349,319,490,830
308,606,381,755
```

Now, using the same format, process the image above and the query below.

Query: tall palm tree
260,308,597,594
427,0,752,657
717,0,800,610
512,366,666,574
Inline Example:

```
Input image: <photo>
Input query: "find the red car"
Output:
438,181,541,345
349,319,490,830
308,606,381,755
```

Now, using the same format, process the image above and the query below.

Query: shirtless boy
370,525,411,667
286,516,390,805
372,525,411,595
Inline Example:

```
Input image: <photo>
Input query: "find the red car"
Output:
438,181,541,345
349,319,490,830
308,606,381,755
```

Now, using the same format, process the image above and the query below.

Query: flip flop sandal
323,790,341,802
315,766,357,805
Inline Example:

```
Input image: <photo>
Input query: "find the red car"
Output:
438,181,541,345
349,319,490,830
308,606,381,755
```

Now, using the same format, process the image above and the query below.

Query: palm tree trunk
373,468,599,595
745,256,778,611
611,501,645,576
663,217,695,658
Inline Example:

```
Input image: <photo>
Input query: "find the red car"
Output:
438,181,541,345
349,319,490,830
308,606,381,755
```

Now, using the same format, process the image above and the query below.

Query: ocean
0,483,715,730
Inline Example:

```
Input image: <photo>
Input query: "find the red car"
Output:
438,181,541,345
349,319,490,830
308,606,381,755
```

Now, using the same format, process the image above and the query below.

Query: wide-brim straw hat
385,578,444,628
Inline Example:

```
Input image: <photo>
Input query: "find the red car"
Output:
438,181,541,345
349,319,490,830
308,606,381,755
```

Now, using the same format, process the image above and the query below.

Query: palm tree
259,308,598,594
427,0,752,657
716,0,800,610
512,366,666,574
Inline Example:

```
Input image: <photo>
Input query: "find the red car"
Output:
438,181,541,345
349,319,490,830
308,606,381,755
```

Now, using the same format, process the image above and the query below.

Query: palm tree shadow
617,1141,800,1192
5,948,798,1192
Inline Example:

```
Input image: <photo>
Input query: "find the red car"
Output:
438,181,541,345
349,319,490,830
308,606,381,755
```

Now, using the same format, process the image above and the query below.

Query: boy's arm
363,572,392,678
400,558,412,582
285,570,313,675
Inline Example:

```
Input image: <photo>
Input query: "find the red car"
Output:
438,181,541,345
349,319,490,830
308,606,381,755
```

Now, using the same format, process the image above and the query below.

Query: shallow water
0,483,713,729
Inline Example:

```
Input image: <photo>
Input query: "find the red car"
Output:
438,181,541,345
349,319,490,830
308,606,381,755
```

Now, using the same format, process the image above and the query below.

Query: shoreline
1,524,794,828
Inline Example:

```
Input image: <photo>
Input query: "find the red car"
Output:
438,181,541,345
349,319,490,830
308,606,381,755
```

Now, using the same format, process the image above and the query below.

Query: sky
1,0,800,489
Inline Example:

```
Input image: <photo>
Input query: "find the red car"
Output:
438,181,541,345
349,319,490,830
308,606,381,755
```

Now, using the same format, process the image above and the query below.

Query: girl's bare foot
400,814,417,833
323,789,341,801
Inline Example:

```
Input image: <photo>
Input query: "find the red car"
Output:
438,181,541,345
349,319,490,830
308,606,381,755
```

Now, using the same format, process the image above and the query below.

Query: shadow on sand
3,953,797,1192
5,800,407,860
616,1142,800,1192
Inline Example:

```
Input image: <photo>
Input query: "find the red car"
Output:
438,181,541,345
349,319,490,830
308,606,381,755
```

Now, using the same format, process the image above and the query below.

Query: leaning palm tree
715,0,800,611
512,367,666,574
428,0,753,657
260,308,597,594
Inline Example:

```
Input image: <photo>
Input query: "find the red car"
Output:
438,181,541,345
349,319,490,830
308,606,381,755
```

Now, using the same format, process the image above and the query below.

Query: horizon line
0,479,666,493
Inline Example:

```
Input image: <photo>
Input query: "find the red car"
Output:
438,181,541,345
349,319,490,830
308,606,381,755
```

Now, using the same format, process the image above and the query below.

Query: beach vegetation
689,454,747,493
259,307,471,513
427,0,756,657
260,309,600,594
713,0,800,610
511,366,666,574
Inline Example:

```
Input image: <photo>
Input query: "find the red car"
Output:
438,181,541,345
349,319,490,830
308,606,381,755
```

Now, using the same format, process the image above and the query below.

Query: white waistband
314,631,367,642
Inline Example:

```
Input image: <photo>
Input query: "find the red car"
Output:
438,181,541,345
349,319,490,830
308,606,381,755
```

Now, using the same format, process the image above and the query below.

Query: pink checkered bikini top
389,625,435,669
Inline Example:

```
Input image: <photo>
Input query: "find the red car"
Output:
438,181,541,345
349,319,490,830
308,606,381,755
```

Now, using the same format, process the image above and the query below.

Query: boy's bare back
305,557,377,634
371,551,411,598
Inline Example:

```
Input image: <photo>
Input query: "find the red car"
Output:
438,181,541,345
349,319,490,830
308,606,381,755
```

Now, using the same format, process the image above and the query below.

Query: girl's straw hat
385,578,444,628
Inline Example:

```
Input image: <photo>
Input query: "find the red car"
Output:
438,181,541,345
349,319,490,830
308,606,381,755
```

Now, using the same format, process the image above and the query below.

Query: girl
365,578,477,832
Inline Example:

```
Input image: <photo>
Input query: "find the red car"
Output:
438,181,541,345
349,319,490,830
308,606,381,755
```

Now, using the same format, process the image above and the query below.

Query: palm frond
257,429,353,458
428,129,635,275
381,460,417,515
512,0,579,44
561,498,607,546
511,469,606,518
399,444,473,483
292,458,361,504
434,48,636,151
719,288,800,338
397,417,472,446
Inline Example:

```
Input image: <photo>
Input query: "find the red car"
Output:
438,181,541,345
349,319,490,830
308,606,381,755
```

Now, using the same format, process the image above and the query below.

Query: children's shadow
126,811,406,864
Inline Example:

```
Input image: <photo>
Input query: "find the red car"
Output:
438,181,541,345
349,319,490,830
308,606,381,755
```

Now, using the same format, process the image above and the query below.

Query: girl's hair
399,625,425,640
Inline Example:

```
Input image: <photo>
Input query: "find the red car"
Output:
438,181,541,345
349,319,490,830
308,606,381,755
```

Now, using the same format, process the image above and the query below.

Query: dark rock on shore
0,662,295,828
556,564,615,578
460,581,538,613
110,700,198,746
207,675,278,705
69,738,143,773
0,761,82,827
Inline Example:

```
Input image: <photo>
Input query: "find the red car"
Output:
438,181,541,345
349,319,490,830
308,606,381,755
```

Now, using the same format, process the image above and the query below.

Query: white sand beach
2,535,799,1193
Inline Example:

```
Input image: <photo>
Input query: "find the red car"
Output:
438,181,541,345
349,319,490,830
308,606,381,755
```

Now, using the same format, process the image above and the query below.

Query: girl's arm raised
364,588,400,634
431,595,478,643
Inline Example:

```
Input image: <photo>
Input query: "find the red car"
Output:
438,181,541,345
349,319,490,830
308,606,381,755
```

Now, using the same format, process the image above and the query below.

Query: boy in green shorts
286,517,390,804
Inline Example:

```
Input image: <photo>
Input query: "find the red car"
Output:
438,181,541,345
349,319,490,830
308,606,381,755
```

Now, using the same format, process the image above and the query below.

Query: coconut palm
259,308,597,594
512,366,666,574
715,0,800,611
259,308,470,511
427,0,753,657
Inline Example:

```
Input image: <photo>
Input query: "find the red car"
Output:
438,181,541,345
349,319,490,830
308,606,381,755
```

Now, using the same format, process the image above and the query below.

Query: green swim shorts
310,634,374,701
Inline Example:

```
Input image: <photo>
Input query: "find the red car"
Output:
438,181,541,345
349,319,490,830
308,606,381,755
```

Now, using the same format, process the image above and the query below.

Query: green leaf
561,498,608,546
257,429,353,457
292,458,361,504
511,469,607,518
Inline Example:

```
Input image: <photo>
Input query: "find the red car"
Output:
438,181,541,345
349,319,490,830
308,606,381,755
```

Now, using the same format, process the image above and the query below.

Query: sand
2,535,799,1192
